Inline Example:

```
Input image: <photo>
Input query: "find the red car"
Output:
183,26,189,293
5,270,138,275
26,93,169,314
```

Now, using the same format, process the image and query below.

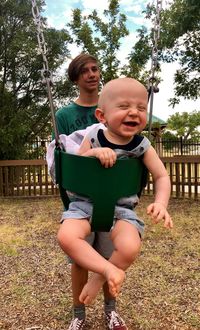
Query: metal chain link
32,0,53,83
149,0,162,89
148,0,162,139
31,0,60,146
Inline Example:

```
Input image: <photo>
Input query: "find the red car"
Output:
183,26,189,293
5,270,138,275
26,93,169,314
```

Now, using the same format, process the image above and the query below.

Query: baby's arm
143,146,173,229
78,137,117,168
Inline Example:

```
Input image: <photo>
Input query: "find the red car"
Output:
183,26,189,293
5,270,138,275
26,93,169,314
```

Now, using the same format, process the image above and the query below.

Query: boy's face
96,80,148,143
75,61,100,92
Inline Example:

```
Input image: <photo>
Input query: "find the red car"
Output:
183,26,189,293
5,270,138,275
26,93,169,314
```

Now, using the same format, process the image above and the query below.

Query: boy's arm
143,146,173,229
78,138,117,168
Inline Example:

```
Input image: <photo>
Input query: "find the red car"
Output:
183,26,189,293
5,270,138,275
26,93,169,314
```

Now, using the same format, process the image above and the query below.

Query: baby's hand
147,202,173,229
92,147,117,168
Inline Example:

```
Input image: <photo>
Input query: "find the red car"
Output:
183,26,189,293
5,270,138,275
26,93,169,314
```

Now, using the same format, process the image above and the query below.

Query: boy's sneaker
105,311,128,329
68,318,85,330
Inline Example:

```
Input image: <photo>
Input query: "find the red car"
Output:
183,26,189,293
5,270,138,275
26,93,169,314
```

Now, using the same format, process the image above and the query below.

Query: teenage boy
56,53,127,330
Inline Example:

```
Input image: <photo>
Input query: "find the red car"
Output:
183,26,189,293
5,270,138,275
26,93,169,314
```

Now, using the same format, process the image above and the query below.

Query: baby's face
101,80,148,142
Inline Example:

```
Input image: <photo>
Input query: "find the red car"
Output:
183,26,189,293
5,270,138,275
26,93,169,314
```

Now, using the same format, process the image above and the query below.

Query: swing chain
31,0,61,147
148,0,162,139
148,0,162,93
31,0,53,85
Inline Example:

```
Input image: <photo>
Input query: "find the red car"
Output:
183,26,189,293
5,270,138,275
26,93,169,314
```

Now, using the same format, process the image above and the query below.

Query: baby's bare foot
79,264,125,304
104,265,125,297
79,273,104,304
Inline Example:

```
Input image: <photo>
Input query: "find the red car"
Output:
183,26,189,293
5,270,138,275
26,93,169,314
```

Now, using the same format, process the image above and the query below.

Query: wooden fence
145,156,200,199
0,156,199,200
0,160,58,197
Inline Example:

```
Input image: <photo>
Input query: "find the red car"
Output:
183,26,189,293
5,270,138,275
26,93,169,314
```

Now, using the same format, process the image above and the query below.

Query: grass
0,196,199,330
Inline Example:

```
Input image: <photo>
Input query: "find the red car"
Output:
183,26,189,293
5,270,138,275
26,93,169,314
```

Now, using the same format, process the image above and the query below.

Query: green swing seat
55,149,147,232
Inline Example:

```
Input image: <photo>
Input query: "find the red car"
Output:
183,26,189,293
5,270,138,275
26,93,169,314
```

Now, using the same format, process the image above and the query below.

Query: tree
0,0,71,159
127,1,200,106
158,0,200,105
122,26,152,83
67,0,129,83
166,111,200,141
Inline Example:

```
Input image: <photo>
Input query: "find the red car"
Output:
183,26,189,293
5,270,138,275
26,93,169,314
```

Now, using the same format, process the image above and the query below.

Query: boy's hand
92,147,117,168
147,202,173,229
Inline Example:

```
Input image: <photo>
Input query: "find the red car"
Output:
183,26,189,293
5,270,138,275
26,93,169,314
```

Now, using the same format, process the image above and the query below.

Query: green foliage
129,0,200,102
162,130,179,141
160,0,200,48
161,131,179,152
0,0,71,159
167,111,200,140
122,26,152,83
67,0,129,83
160,0,200,103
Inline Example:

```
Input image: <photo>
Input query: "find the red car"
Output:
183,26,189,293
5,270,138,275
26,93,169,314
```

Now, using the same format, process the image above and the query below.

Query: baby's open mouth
123,121,138,127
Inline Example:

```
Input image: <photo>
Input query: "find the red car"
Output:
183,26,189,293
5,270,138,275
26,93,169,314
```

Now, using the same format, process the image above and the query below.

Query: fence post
180,136,183,155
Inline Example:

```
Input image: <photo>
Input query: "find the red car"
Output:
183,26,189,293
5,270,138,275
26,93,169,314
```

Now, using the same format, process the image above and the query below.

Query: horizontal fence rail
0,156,199,200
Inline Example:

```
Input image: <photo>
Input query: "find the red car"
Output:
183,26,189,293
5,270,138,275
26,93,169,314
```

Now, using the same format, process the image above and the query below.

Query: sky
42,0,200,122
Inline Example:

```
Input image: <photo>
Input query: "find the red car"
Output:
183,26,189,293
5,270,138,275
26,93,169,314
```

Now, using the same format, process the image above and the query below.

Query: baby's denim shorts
61,200,145,237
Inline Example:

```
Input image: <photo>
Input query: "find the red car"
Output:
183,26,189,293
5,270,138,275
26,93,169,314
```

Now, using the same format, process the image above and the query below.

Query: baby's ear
95,108,106,123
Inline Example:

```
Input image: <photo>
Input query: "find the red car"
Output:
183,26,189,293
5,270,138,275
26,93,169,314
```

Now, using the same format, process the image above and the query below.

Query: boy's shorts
61,200,145,264
78,231,114,261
